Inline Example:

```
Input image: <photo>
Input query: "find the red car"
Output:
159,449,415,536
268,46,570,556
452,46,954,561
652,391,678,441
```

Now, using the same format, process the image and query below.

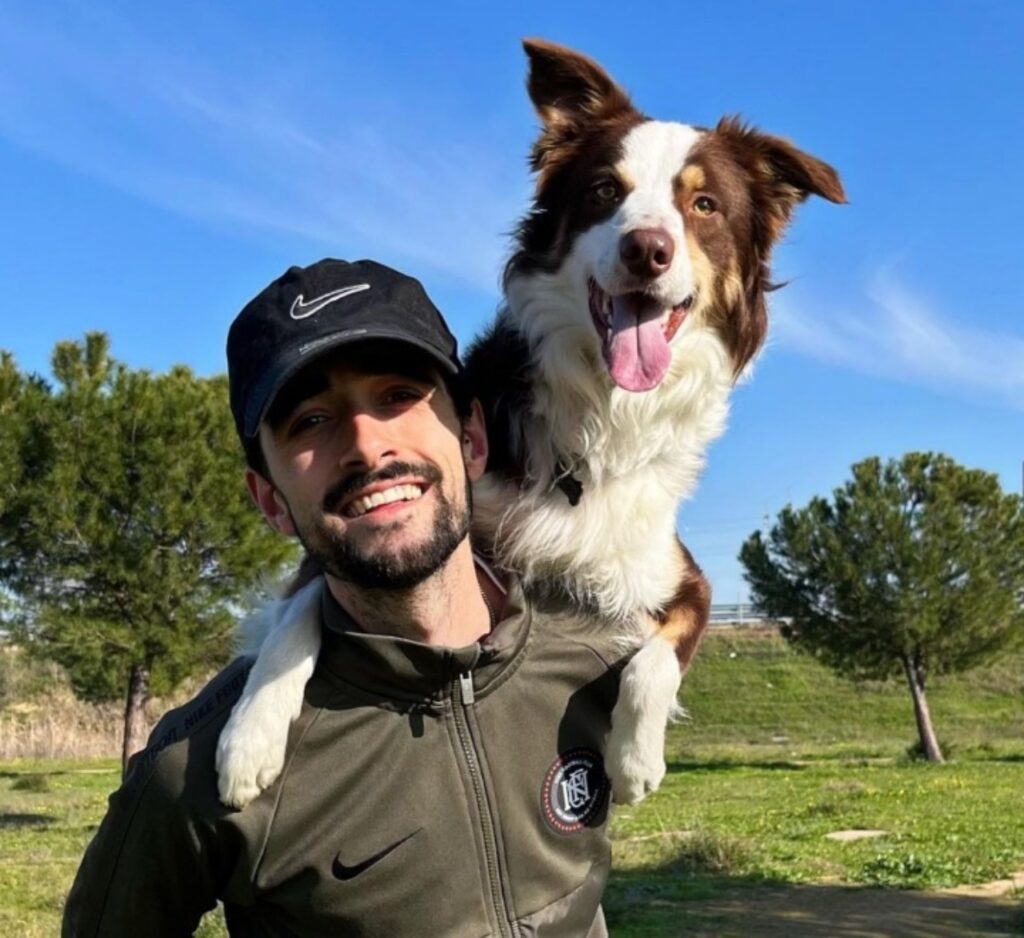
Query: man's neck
324,541,494,646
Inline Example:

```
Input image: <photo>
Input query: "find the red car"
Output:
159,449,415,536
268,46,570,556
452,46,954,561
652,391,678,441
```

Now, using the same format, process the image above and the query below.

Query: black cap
227,258,461,441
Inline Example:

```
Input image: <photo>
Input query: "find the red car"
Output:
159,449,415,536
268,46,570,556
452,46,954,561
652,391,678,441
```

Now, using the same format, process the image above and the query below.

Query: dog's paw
605,715,666,805
605,633,679,804
216,704,290,810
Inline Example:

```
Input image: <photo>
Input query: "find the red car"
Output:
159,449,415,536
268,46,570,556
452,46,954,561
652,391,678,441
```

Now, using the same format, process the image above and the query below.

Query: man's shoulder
501,579,626,670
525,601,634,675
127,656,254,800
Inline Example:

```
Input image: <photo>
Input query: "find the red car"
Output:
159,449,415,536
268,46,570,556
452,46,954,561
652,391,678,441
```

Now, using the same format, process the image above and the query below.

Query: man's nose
341,413,398,468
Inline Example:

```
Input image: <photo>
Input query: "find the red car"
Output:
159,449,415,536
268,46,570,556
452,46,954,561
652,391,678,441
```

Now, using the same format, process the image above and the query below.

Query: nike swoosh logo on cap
289,283,371,320
332,828,421,881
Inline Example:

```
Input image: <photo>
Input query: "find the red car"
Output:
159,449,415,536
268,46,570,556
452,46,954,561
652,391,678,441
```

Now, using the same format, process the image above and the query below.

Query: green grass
605,757,1024,935
2,632,1022,936
0,759,227,937
0,760,112,937
610,758,1024,885
604,630,1024,935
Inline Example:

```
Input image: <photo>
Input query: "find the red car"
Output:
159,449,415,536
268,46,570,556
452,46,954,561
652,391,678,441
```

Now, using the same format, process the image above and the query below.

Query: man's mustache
322,461,443,514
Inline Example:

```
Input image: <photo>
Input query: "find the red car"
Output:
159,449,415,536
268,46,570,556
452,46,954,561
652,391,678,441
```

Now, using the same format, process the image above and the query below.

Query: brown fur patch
655,538,711,672
682,228,716,319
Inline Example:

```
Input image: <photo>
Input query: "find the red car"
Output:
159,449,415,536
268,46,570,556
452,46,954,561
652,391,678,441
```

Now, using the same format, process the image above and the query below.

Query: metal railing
708,603,773,626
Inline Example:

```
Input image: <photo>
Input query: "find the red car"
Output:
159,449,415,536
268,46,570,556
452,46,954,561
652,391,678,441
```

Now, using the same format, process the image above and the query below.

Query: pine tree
741,452,1024,762
0,334,297,770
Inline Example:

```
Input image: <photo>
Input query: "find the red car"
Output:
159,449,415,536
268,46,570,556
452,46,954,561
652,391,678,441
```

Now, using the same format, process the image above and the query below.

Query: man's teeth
347,484,423,518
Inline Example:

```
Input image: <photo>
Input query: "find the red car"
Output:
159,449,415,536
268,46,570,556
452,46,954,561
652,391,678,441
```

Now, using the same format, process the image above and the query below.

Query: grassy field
1,629,1022,936
606,759,1024,935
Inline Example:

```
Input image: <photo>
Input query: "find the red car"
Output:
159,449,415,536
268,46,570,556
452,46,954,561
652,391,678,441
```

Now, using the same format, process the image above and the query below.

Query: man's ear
245,466,297,537
461,399,489,483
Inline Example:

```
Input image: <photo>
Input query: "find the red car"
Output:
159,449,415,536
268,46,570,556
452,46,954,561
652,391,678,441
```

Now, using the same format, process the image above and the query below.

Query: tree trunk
121,662,150,776
901,654,944,763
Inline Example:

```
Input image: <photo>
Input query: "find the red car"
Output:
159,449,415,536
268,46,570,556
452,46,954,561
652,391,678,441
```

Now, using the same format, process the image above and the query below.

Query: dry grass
0,662,214,761
0,689,123,760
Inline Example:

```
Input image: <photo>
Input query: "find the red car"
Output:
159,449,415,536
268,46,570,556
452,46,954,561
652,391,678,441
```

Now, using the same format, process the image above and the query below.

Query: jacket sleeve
62,729,223,936
61,737,222,933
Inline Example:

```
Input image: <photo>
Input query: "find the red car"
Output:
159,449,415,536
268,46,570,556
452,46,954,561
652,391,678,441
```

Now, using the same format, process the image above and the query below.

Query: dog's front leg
606,632,680,804
216,578,323,809
606,540,710,804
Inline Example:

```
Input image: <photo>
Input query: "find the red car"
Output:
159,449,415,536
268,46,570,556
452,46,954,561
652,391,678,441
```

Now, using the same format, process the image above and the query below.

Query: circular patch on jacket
541,748,609,834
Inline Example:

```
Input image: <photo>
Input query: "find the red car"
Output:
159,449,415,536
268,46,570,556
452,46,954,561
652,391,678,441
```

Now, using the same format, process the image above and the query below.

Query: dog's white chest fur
472,278,733,622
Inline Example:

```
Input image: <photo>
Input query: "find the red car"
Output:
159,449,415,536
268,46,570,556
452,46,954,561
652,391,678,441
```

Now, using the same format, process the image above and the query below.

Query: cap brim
243,329,460,438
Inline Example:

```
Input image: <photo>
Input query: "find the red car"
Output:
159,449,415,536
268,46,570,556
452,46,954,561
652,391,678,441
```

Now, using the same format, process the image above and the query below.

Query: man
64,259,623,937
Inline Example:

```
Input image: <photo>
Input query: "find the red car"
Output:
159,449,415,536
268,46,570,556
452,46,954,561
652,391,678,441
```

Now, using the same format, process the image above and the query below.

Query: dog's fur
214,40,844,809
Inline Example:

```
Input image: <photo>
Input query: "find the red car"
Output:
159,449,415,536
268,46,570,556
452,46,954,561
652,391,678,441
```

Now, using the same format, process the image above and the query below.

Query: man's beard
293,461,472,591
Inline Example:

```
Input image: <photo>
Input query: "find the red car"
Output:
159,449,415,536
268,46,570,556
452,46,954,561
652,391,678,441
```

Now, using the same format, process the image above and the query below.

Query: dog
214,39,844,809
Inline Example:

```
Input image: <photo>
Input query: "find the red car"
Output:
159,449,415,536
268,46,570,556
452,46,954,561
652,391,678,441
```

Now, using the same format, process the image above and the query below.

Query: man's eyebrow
381,368,438,386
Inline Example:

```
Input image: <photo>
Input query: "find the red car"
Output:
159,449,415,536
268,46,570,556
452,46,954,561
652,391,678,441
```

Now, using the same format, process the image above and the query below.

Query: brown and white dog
215,40,844,809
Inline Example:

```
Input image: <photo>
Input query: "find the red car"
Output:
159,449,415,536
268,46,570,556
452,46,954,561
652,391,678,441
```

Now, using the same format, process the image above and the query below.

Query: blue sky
1,1,1021,602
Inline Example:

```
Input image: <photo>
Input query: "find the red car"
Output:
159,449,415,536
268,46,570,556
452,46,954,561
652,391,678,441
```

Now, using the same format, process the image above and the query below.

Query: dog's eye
590,180,621,203
693,195,717,216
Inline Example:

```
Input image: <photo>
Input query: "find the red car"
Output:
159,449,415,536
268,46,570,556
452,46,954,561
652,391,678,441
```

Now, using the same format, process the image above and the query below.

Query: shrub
10,773,50,792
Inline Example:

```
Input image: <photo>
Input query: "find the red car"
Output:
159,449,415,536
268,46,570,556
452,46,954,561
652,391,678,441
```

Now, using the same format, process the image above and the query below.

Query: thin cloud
773,271,1024,411
0,6,529,294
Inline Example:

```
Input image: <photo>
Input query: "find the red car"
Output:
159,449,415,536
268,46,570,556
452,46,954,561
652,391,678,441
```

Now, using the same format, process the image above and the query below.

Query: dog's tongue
607,293,671,391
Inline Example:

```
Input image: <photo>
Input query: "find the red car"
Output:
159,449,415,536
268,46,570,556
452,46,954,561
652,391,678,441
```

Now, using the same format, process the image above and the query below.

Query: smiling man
63,259,622,938
256,341,487,613
242,293,494,647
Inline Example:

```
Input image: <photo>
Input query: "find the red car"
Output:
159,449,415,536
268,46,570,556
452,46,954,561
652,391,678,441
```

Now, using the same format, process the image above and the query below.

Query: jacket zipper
452,670,518,938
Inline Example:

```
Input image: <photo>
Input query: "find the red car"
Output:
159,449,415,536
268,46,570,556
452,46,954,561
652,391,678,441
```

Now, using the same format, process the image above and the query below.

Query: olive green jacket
63,583,624,937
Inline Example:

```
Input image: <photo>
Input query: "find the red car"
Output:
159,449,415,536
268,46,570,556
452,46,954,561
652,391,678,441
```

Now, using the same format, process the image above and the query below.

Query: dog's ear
712,119,844,379
522,39,634,134
716,117,846,247
521,40,637,182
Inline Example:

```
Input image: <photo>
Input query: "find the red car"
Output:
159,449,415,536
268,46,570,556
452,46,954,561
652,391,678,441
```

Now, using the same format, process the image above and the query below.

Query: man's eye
384,388,426,405
289,413,327,435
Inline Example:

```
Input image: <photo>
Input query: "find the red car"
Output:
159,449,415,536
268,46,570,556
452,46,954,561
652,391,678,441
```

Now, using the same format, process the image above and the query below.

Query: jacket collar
317,578,531,706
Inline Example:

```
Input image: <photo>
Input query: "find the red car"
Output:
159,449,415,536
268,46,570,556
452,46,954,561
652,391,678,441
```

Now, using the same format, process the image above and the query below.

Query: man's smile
341,482,428,519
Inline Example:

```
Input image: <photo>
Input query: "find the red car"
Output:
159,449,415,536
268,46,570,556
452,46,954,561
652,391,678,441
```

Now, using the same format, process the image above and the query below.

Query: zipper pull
459,671,475,706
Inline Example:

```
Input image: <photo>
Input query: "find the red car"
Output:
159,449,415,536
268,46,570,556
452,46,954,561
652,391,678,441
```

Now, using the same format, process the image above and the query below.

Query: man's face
247,344,487,590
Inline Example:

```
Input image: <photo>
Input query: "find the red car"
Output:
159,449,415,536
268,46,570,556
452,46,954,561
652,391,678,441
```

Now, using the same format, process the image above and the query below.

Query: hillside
672,627,1024,761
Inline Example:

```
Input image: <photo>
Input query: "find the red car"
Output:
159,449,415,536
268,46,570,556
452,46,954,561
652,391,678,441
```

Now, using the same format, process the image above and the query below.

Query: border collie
215,40,844,809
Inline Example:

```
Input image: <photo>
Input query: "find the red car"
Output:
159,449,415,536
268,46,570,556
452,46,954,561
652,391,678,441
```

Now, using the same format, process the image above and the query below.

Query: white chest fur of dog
473,273,733,625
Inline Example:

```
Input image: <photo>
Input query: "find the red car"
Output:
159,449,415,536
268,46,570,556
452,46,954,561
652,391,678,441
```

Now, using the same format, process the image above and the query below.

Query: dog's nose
619,228,675,279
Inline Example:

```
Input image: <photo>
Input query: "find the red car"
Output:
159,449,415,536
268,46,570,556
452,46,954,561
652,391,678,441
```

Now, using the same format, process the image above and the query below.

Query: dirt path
667,878,1023,937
